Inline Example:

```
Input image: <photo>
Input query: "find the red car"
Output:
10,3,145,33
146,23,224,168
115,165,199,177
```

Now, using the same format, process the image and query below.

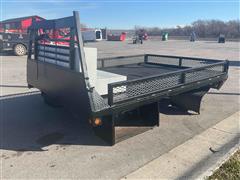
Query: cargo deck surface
101,63,182,80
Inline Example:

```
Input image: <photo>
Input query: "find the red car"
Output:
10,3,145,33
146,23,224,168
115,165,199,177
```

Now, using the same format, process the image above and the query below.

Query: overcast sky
1,0,239,29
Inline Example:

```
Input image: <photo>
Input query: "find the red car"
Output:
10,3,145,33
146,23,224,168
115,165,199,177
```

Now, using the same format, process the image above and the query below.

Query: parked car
0,15,45,56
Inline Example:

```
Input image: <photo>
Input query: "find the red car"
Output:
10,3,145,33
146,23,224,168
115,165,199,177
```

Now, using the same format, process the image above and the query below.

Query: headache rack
27,11,229,145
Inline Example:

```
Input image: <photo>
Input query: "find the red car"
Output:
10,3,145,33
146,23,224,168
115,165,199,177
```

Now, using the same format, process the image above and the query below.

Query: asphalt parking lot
1,40,239,179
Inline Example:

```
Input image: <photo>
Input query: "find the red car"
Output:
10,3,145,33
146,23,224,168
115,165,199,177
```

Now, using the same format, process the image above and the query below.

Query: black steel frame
107,60,227,106
26,11,229,145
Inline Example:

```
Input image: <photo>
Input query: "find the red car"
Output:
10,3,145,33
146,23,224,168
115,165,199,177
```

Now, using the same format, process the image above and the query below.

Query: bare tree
134,19,240,39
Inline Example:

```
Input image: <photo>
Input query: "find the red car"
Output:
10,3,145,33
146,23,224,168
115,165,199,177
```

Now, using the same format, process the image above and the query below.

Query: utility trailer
27,12,229,145
107,32,126,41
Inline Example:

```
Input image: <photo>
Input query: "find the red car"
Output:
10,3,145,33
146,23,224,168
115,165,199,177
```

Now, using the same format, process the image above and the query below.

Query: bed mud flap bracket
170,86,210,114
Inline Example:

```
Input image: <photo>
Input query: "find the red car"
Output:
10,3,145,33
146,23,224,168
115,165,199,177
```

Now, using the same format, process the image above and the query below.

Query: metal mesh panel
97,55,145,68
98,55,221,70
147,55,179,66
185,64,223,83
182,58,217,67
146,55,221,68
91,89,109,112
111,73,181,104
109,63,226,105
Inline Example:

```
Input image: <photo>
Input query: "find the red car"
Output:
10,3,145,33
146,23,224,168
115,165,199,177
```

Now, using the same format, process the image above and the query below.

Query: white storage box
95,70,127,95
75,47,97,86
76,47,127,95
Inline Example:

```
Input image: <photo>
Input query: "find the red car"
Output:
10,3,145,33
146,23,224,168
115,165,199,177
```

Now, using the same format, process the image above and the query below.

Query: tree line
135,19,240,39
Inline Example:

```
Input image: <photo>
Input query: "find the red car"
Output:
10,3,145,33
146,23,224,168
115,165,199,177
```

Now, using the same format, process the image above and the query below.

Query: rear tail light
89,117,102,126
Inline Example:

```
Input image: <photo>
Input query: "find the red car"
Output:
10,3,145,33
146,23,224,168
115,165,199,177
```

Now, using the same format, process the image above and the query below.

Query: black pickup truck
26,12,229,145
0,32,29,55
0,16,45,56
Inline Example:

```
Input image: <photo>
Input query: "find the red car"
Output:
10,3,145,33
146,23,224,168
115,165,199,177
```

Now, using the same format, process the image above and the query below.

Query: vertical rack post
179,58,182,67
69,27,75,70
144,54,148,63
73,11,95,112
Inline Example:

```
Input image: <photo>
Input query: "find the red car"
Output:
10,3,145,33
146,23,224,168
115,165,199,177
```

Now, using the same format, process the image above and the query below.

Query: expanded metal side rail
107,61,228,106
97,54,145,68
145,54,223,67
97,54,225,69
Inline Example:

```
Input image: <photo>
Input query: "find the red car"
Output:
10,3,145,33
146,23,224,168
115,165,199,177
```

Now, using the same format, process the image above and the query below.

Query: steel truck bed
101,63,181,80
27,12,229,145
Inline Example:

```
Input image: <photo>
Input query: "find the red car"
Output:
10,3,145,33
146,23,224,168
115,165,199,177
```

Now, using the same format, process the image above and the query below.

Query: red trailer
0,15,44,33
107,32,126,41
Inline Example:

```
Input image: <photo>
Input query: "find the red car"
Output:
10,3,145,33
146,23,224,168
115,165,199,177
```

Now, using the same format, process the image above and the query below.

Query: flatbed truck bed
26,12,229,145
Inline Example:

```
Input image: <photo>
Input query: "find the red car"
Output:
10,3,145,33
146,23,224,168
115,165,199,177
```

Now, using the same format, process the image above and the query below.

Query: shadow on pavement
158,99,193,115
0,91,202,152
0,92,108,152
159,105,192,115
208,92,240,96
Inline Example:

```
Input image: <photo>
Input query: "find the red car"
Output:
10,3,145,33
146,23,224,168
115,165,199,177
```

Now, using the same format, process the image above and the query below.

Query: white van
82,29,102,42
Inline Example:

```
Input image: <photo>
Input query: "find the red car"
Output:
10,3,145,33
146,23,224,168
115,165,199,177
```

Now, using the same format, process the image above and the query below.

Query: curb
197,143,240,179
123,111,240,180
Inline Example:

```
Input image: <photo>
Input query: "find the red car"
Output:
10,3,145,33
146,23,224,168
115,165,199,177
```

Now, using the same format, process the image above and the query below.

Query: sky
1,0,239,29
